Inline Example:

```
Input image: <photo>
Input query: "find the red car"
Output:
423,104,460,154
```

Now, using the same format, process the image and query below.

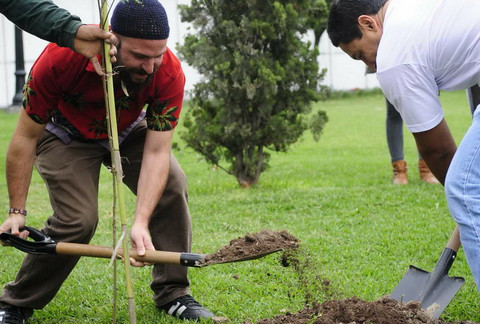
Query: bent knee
167,157,187,191
45,211,98,244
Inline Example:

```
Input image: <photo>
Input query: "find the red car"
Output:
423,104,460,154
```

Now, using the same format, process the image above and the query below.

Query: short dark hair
327,0,388,47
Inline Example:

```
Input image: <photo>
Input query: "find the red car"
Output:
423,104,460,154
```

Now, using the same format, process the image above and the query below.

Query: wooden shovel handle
446,226,461,252
56,242,183,264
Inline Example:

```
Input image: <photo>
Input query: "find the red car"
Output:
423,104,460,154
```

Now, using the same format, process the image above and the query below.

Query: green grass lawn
0,90,479,323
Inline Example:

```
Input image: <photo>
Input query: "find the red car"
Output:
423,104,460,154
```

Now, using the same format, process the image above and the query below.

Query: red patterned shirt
23,43,185,139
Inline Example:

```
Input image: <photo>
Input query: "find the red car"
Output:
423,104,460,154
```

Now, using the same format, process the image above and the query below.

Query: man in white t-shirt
327,0,480,292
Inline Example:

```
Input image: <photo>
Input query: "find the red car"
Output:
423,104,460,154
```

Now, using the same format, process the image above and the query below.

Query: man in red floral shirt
0,0,214,322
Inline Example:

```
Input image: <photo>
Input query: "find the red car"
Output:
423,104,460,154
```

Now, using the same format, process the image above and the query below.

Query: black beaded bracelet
9,208,27,216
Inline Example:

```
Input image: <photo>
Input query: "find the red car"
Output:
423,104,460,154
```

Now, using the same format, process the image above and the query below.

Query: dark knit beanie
111,0,169,40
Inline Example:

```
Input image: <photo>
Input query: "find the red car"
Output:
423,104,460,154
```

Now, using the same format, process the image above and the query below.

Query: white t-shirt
376,0,480,133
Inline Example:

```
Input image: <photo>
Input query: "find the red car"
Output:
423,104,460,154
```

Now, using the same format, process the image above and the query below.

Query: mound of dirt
245,297,479,324
204,229,299,265
209,230,477,324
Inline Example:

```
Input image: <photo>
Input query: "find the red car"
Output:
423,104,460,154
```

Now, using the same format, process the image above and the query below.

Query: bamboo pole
100,1,137,323
111,177,118,324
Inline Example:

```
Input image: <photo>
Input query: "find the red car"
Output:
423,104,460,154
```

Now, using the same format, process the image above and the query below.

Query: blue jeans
445,107,480,292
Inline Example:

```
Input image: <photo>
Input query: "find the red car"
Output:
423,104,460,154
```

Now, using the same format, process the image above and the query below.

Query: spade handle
55,242,206,267
446,226,461,252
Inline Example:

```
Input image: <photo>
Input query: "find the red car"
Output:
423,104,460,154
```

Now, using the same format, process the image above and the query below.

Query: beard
114,65,154,93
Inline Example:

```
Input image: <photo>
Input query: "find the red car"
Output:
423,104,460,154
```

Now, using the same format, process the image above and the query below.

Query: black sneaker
159,295,214,320
0,306,26,324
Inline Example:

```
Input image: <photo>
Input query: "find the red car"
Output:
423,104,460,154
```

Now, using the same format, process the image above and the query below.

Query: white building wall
0,0,379,108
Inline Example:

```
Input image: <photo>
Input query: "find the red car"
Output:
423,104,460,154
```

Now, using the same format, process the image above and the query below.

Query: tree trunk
233,145,264,187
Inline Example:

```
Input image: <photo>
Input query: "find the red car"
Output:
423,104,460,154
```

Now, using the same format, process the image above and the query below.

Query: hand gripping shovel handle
0,226,206,267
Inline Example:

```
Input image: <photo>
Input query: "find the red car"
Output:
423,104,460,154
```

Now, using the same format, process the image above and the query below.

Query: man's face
338,16,383,72
114,35,168,90
339,34,380,72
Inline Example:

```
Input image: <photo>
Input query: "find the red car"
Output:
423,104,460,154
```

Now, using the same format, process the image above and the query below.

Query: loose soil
204,229,299,265
244,297,479,324
205,230,478,324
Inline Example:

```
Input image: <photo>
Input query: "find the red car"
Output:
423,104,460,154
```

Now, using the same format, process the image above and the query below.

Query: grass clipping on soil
204,229,299,265
246,297,478,324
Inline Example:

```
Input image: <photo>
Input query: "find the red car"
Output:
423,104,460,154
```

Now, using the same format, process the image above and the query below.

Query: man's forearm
418,150,456,185
413,119,457,185
0,0,83,49
6,134,37,210
133,130,173,226
134,152,170,226
5,110,46,211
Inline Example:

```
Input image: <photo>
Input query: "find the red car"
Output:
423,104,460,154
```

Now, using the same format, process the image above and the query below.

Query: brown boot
418,159,440,184
392,160,408,185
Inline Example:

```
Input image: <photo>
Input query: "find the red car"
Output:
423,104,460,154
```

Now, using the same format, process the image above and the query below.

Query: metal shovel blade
391,247,464,319
204,248,284,266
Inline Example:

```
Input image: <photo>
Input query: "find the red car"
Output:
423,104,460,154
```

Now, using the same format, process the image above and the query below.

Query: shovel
0,226,282,267
390,226,465,318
